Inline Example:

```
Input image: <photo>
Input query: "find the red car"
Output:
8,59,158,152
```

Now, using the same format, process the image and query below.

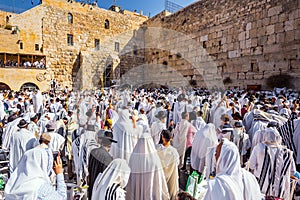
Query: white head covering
126,133,170,200
262,128,282,146
110,109,141,163
191,123,218,173
205,139,261,200
5,147,52,199
91,159,131,200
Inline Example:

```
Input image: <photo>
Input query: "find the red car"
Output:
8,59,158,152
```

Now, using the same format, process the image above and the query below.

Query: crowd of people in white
0,86,299,200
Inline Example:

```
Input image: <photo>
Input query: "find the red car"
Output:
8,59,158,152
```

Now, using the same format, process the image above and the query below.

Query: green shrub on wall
4,25,12,30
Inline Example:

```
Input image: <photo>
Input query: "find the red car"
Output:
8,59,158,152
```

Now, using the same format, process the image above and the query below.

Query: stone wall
141,0,300,90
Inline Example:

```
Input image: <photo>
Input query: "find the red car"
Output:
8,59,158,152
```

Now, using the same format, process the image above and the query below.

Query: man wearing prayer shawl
88,130,116,199
91,159,130,200
191,123,218,174
249,128,296,199
5,141,67,199
2,116,23,150
204,138,261,200
45,121,65,152
32,90,44,114
172,112,196,170
126,133,170,200
156,130,179,200
151,110,167,144
110,109,141,163
9,119,36,172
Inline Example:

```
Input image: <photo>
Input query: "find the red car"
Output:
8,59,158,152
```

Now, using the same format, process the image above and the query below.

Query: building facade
0,0,147,91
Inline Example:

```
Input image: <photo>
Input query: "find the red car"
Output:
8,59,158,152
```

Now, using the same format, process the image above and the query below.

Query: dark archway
0,82,11,91
20,82,39,91
104,65,112,87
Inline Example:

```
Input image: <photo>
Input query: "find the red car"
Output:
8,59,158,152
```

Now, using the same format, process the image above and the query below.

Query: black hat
17,119,28,128
86,108,93,117
155,111,166,120
177,94,187,102
97,130,117,145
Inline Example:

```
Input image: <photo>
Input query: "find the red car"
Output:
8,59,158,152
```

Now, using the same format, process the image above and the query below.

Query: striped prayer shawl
259,146,293,198
278,120,297,161
278,148,293,198
258,146,271,191
105,183,120,200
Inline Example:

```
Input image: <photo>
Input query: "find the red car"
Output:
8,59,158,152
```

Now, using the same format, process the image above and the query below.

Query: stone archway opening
20,82,39,91
103,65,112,87
0,82,11,91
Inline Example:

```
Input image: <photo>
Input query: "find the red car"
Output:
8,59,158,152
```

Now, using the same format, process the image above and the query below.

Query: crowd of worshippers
0,59,45,68
0,86,299,200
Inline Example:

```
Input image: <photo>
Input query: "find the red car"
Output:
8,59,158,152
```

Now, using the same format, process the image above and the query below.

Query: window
20,42,23,49
68,13,73,24
105,19,110,29
95,39,100,50
67,34,73,46
114,42,119,52
202,41,207,49
35,44,39,51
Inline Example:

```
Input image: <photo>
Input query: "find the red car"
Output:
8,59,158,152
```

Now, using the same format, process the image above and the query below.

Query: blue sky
0,0,196,17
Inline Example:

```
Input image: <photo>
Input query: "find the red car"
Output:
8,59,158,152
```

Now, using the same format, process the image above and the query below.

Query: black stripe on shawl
259,145,270,190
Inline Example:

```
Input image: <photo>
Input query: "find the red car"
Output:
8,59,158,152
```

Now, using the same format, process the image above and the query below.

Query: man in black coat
88,130,117,199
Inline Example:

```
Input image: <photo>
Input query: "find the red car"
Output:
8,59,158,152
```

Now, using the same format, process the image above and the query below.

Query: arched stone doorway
103,65,112,87
0,82,11,91
20,82,39,91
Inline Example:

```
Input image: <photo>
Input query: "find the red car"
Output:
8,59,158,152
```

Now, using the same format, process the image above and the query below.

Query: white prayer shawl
191,117,206,131
110,109,141,163
126,134,170,200
243,111,253,133
211,105,227,130
92,159,131,200
72,137,81,178
172,119,190,167
2,117,22,150
78,101,88,126
191,124,218,173
205,146,216,179
156,144,180,200
9,128,36,172
48,131,65,152
32,91,43,114
202,102,210,123
147,107,156,126
251,129,266,151
250,143,295,199
172,101,186,125
204,139,261,200
293,119,300,164
5,147,52,200
27,121,40,137
78,130,98,181
151,120,166,144
248,120,268,142
0,99,6,121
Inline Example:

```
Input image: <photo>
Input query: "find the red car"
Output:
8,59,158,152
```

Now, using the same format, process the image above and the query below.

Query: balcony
0,52,46,69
